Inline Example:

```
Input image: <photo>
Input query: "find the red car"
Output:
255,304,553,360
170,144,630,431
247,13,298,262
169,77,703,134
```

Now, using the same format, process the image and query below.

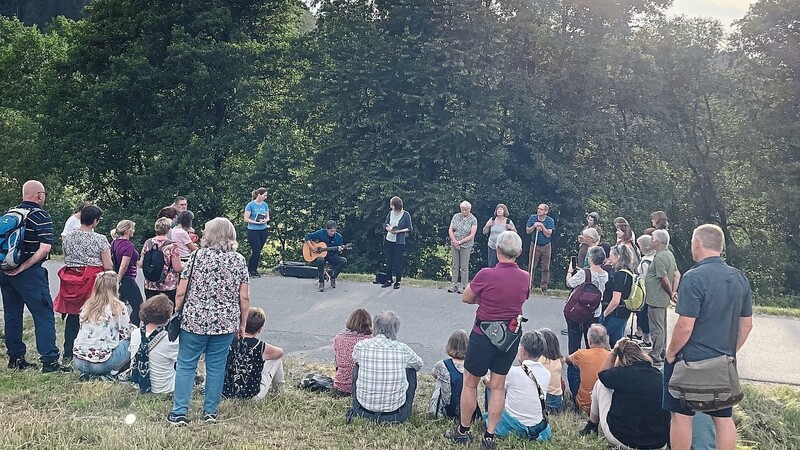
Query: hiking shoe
318,282,325,292
202,412,218,423
393,282,400,289
8,356,36,370
444,427,471,445
330,278,336,289
481,435,496,450
167,412,189,427
42,360,72,373
579,420,598,436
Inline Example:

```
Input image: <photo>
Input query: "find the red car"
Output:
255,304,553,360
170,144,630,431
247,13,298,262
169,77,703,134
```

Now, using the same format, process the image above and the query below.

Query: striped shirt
16,201,53,264
352,334,423,412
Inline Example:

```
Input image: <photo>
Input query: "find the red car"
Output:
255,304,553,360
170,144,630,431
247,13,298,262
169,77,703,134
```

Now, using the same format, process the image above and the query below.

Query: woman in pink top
333,309,372,395
171,210,198,260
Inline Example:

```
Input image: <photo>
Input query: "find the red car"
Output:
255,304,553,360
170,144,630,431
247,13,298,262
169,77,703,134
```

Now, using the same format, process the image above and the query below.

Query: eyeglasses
37,191,46,196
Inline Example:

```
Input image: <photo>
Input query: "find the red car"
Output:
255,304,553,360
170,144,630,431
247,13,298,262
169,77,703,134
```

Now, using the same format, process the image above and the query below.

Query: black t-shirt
598,361,671,449
602,269,633,319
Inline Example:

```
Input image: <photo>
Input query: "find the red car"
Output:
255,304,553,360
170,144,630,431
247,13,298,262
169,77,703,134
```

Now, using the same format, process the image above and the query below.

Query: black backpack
223,338,265,399
141,239,171,282
563,269,603,324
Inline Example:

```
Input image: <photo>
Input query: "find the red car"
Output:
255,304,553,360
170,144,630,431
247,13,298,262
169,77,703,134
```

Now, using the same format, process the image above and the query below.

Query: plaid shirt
352,334,423,412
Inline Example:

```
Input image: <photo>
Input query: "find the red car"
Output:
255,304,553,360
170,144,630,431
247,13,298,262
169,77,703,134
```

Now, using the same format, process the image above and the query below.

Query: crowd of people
1,180,754,450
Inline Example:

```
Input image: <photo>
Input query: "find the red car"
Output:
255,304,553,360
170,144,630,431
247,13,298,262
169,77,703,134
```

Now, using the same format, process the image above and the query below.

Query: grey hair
652,229,670,248
520,330,546,360
588,245,606,266
201,217,239,252
582,228,600,244
637,235,654,256
373,311,401,340
496,230,522,259
459,200,471,210
587,324,609,347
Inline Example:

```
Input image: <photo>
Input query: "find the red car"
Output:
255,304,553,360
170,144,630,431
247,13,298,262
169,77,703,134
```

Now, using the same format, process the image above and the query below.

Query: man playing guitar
304,220,348,292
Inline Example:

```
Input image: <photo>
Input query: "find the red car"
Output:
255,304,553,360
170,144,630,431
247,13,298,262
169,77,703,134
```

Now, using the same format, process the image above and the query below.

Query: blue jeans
487,247,498,268
72,340,131,374
545,393,564,414
172,330,235,416
484,389,552,441
0,264,59,362
605,315,628,348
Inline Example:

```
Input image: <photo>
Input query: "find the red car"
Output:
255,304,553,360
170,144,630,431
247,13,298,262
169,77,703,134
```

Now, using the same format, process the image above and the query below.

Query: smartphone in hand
570,256,577,268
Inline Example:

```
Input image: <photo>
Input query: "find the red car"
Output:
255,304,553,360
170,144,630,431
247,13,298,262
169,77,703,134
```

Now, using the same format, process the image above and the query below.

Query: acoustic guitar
302,241,353,262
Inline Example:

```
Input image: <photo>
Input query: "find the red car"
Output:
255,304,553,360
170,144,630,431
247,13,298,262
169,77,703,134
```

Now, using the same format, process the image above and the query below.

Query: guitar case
273,261,318,279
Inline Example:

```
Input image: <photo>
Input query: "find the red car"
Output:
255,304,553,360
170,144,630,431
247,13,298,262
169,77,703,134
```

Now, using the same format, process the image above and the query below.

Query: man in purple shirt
445,231,530,450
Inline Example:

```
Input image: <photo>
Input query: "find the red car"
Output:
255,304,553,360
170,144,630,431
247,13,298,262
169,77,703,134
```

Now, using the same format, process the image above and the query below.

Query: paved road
26,262,800,385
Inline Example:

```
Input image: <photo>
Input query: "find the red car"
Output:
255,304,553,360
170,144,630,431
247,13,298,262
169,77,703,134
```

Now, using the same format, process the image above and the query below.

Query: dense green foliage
0,0,798,297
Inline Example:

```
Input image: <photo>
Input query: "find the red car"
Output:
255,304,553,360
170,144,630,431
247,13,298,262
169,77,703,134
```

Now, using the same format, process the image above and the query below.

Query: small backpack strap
584,268,591,284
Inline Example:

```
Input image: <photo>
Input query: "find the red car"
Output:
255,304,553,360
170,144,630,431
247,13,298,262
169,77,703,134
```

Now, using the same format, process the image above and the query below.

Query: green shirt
644,249,677,307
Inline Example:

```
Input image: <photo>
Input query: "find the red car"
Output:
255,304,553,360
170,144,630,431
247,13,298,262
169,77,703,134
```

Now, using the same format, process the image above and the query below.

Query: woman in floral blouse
168,217,250,426
333,309,372,395
71,271,132,377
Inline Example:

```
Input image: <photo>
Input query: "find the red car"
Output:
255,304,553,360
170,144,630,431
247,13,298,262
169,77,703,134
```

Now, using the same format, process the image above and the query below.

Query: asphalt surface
17,262,800,385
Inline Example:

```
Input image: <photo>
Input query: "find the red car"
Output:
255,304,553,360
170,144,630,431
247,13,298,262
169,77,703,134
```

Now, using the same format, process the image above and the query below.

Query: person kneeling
483,330,552,442
129,294,179,393
348,311,423,423
72,271,132,379
223,307,285,399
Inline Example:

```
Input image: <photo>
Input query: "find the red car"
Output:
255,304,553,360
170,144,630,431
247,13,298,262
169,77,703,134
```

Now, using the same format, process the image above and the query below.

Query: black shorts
464,330,518,377
662,360,733,418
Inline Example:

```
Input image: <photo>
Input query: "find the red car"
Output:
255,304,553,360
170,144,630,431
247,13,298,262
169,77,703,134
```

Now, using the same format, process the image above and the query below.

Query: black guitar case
273,261,318,279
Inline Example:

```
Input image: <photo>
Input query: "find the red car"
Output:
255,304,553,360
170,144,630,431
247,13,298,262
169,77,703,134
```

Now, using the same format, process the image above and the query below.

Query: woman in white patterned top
448,201,478,293
72,271,132,377
169,217,250,426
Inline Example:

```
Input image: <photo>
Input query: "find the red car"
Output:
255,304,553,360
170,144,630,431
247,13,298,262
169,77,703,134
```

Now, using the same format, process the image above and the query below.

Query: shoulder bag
167,251,199,342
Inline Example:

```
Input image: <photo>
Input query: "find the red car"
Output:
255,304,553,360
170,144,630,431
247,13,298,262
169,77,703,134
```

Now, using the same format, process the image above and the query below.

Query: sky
668,0,755,28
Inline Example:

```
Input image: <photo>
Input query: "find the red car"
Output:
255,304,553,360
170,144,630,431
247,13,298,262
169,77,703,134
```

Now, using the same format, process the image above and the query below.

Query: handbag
479,320,522,353
668,354,743,412
167,251,199,342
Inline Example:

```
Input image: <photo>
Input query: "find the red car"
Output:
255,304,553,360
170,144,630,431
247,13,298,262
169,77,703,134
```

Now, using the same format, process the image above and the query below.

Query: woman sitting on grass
129,294,179,393
333,309,372,395
538,328,565,414
71,271,132,379
222,307,285,399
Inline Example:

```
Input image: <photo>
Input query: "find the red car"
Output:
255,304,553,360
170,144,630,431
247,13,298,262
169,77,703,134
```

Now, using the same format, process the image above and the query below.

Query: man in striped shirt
1,180,68,373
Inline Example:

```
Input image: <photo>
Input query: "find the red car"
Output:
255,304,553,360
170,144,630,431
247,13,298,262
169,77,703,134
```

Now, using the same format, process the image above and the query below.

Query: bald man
0,180,68,373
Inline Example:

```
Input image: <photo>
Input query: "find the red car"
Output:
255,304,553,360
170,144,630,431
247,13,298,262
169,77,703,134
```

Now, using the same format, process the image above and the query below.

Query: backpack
563,269,602,324
141,238,171,282
0,207,38,271
223,338,265,399
130,326,167,393
620,269,646,312
431,359,481,420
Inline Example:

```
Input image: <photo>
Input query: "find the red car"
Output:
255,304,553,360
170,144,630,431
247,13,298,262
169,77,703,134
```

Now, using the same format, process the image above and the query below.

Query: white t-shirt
503,360,551,426
385,211,403,243
61,215,81,238
129,327,180,394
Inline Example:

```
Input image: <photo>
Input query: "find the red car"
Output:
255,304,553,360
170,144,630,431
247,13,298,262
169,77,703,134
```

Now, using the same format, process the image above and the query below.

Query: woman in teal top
244,187,270,277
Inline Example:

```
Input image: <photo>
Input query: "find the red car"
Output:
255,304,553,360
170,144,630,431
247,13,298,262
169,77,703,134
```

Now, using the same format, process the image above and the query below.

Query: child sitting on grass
538,328,565,414
429,330,479,421
223,307,285,399
72,271,132,379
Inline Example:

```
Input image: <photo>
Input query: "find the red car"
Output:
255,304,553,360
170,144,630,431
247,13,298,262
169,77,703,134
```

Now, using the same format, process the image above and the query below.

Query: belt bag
479,320,521,353
668,355,743,412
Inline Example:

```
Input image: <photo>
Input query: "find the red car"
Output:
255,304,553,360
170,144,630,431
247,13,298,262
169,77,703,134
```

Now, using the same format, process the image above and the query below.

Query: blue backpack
440,359,481,421
0,208,38,271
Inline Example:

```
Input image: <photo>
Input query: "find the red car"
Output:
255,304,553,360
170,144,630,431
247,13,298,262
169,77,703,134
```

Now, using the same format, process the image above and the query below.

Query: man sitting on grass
347,310,423,423
566,324,611,414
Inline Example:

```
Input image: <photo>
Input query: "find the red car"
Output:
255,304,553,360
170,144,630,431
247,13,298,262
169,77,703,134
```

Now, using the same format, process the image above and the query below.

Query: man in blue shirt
0,180,69,373
525,204,555,292
305,220,348,292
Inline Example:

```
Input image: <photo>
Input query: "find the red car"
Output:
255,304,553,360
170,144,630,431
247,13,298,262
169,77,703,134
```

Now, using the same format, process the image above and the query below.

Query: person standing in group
168,217,250,426
601,245,636,347
664,224,753,450
171,196,188,213
483,204,516,268
633,235,655,348
525,204,554,293
444,231,530,450
244,187,270,278
55,205,113,365
382,196,412,290
61,201,91,239
448,201,478,294
140,217,184,303
651,211,668,231
111,220,143,326
171,210,198,262
644,229,678,366
305,220,348,292
577,212,602,269
1,180,69,373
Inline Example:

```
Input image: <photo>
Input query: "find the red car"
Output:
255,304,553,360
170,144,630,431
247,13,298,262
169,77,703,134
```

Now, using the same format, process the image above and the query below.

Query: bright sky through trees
669,0,755,27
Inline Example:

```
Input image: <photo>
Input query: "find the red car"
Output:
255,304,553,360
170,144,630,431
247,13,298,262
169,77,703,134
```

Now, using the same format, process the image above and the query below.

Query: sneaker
318,281,325,292
8,356,36,370
42,360,72,373
330,278,336,289
638,341,653,349
541,287,548,295
249,271,261,278
579,420,598,436
447,284,457,293
481,436,496,450
393,282,400,290
560,328,568,335
443,426,471,445
381,281,392,288
202,412,218,423
167,412,189,427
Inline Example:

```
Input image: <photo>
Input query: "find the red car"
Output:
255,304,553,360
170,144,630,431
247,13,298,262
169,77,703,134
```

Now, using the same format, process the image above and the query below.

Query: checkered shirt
352,334,423,412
